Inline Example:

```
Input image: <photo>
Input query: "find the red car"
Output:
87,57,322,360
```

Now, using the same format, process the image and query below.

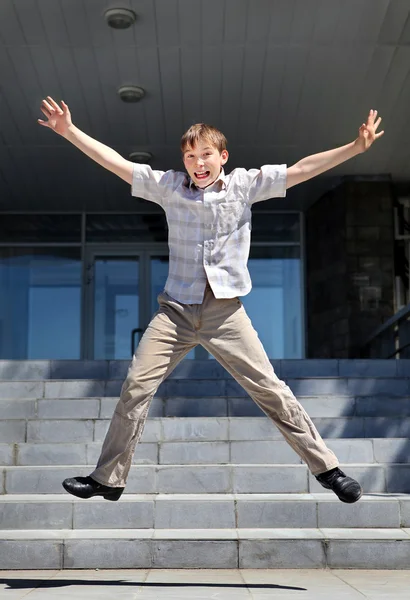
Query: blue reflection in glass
151,256,196,359
94,259,139,359
242,256,302,358
150,253,302,360
0,249,81,359
150,257,169,314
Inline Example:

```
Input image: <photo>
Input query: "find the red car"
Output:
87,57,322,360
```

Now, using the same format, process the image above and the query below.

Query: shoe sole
62,481,123,501
103,490,123,501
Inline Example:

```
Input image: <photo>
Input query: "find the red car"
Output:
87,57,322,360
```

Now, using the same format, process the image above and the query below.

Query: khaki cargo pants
91,284,338,487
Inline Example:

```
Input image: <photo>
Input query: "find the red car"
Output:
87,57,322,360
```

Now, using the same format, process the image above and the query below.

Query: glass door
84,244,303,360
85,246,171,359
85,252,141,359
242,246,303,358
149,253,196,359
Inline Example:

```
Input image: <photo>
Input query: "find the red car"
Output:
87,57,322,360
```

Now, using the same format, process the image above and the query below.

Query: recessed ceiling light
129,151,153,164
104,8,137,29
118,85,145,102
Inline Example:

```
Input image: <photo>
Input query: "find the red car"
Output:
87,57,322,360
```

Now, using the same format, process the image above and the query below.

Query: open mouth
195,171,210,180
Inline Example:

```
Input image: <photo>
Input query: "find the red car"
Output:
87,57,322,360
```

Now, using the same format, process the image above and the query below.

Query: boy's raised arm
38,96,134,185
286,109,384,189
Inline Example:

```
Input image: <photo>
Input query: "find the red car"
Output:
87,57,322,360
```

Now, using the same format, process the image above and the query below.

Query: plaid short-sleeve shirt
131,163,287,304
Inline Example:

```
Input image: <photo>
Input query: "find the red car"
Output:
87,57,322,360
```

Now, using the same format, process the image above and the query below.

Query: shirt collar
187,168,227,191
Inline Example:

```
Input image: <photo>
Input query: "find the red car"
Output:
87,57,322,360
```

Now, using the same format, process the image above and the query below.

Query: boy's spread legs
197,286,362,503
63,284,362,503
63,291,198,500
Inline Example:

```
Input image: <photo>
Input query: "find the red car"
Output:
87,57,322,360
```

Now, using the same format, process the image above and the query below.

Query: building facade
1,1,410,361
0,202,304,361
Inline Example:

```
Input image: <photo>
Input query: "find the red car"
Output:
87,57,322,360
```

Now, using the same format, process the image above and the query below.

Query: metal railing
361,302,410,359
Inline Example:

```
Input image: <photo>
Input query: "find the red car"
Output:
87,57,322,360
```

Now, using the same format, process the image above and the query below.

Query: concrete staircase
0,359,409,569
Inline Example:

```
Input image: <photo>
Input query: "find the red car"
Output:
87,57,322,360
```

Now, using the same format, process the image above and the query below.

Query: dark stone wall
306,179,395,358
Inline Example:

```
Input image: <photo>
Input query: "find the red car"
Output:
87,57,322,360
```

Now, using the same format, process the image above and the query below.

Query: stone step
0,377,409,399
1,415,409,444
2,438,409,467
0,493,408,530
3,394,410,419
0,528,409,569
2,463,410,494
1,359,409,381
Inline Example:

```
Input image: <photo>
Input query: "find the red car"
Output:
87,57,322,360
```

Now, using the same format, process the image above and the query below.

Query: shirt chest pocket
216,201,247,235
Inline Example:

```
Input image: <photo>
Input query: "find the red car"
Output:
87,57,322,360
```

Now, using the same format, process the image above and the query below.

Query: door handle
131,328,144,356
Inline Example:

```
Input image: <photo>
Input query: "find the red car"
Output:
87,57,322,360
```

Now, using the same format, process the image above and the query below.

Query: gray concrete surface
0,569,409,599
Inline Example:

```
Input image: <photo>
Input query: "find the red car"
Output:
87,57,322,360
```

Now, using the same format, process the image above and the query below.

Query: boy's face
183,141,229,189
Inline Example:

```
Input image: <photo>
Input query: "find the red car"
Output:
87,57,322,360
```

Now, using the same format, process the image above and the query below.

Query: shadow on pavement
0,578,306,591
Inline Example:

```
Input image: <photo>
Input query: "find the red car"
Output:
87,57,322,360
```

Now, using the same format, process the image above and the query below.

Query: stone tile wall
306,178,395,357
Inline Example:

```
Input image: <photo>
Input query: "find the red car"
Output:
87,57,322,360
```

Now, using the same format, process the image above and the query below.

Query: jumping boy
38,97,384,504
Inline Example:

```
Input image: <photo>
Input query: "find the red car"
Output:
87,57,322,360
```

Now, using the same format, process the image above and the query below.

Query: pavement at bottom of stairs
0,569,409,599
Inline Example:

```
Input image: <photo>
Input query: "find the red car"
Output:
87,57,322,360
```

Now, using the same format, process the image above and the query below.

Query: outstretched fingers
356,109,385,150
38,98,57,128
365,109,379,131
38,96,72,133
374,116,382,129
374,116,384,137
369,111,384,137
41,98,54,114
38,104,52,127
47,96,64,114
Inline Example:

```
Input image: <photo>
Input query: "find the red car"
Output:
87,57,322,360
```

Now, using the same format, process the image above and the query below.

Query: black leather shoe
315,467,363,503
62,476,124,501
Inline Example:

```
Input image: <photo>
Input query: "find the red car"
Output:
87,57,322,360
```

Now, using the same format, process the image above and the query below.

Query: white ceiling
0,0,409,212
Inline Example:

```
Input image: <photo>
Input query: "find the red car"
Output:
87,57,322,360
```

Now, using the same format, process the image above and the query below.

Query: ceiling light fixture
129,151,153,164
118,85,145,102
104,8,137,29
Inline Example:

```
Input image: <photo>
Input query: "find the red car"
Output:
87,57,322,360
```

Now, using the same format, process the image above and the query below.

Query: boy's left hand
355,109,384,153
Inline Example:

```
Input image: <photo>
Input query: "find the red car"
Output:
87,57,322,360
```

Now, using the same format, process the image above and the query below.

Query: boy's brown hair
180,123,227,154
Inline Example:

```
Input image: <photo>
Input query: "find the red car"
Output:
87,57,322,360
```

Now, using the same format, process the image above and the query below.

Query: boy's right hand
38,97,72,137
37,95,133,184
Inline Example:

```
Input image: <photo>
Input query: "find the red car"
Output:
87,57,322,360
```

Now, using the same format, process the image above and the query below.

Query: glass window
86,214,168,242
93,258,140,360
0,248,82,359
150,255,196,359
0,214,82,243
150,256,169,314
241,246,303,358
